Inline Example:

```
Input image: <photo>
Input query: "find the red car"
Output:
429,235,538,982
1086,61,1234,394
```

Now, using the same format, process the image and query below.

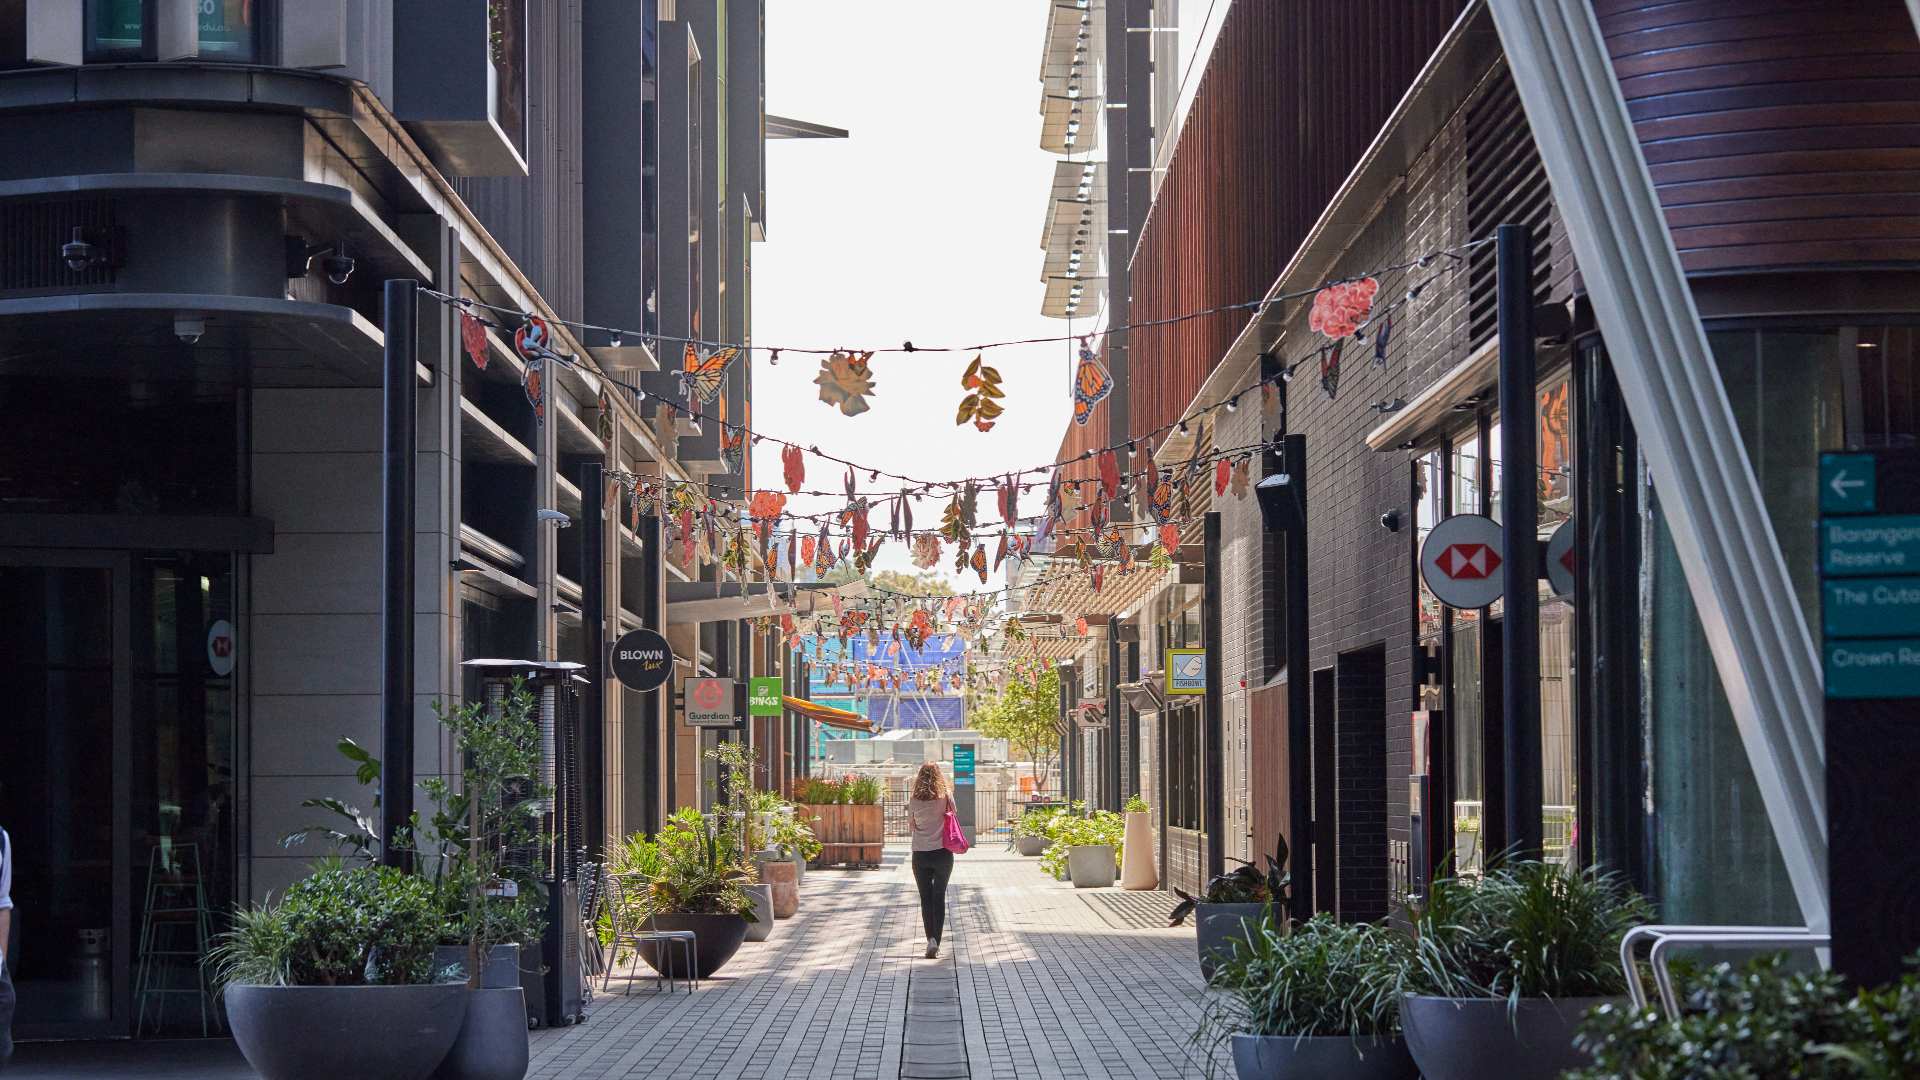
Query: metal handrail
1620,924,1828,1017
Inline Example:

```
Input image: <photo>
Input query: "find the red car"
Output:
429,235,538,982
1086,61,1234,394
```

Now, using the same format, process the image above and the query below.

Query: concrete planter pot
1400,995,1614,1080
638,913,750,979
1119,811,1158,889
742,885,775,942
1014,835,1051,857
1229,1034,1417,1080
1196,902,1272,982
755,854,799,918
225,982,466,1080
432,944,522,989
1066,845,1116,888
432,987,530,1080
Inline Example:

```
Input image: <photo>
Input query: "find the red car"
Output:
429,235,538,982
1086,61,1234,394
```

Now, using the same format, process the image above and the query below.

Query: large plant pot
432,987,529,1080
1400,995,1614,1080
791,851,807,884
1067,844,1116,888
1119,811,1158,889
1196,902,1272,981
432,944,522,989
800,803,884,867
637,913,750,979
742,885,775,942
225,982,466,1080
755,854,799,917
1014,835,1051,857
1230,1034,1416,1080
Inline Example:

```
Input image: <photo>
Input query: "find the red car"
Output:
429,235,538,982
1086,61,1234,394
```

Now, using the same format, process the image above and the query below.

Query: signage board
1821,453,1876,514
952,742,976,785
1419,513,1505,609
610,628,673,691
1544,519,1577,600
1821,514,1920,576
1165,648,1207,695
683,677,737,728
1823,638,1920,700
1822,577,1920,639
206,619,235,677
748,677,783,716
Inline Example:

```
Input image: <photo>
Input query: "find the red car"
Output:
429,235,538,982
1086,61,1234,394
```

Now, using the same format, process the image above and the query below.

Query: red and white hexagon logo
1420,514,1507,610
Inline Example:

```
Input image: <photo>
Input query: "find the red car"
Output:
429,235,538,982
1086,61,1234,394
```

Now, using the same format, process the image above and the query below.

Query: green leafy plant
206,904,293,990
768,804,821,861
1568,951,1920,1080
971,668,1062,792
1192,914,1412,1075
208,862,443,989
617,809,756,923
1037,809,1124,879
1400,858,1651,1004
1124,793,1150,814
1011,801,1080,841
1169,833,1291,926
792,774,882,805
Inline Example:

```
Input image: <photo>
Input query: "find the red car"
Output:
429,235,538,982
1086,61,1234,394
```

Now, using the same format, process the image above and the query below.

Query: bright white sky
751,2,1089,594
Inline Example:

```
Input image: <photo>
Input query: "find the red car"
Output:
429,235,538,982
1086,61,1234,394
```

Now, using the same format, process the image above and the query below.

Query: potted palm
1169,835,1291,981
209,862,465,1080
1397,859,1650,1080
631,809,757,979
1195,914,1416,1080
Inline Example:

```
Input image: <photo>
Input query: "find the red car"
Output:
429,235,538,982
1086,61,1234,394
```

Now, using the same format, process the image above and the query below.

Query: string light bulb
610,331,622,348
1225,396,1239,413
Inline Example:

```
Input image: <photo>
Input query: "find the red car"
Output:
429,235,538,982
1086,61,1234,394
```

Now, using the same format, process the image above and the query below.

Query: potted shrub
1120,794,1157,889
1037,808,1123,888
794,774,883,868
767,804,819,891
1011,805,1060,857
1567,949,1920,1079
1195,914,1416,1080
1397,859,1650,1080
630,808,757,979
209,862,466,1080
1169,835,1291,981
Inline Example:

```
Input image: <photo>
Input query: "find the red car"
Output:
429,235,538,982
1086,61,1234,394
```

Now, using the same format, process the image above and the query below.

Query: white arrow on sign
1830,469,1867,501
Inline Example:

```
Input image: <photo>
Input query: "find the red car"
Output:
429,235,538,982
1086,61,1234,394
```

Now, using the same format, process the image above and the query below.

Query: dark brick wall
1336,644,1389,920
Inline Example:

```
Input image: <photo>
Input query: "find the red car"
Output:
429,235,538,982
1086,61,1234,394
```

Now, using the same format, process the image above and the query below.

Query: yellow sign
1165,648,1207,695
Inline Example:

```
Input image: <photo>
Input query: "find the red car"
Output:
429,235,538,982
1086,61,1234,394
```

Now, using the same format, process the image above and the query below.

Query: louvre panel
0,198,118,294
1465,69,1553,348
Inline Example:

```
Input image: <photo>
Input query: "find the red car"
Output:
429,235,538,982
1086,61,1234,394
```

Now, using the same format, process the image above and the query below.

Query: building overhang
1039,0,1102,154
1040,159,1105,319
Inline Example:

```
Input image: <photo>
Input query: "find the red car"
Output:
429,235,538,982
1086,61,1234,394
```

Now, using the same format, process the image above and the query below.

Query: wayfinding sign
1420,513,1505,609
952,743,976,786
1818,448,1920,988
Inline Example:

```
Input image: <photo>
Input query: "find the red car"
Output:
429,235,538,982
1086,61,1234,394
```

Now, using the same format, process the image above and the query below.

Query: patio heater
464,659,588,1028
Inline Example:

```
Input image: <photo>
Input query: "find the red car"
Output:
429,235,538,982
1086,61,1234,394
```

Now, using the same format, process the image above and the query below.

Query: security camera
174,314,206,345
322,247,355,285
537,508,571,528
1380,509,1402,533
61,227,99,272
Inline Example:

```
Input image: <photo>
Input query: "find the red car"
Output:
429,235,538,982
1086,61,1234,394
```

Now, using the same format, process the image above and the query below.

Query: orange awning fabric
782,695,876,734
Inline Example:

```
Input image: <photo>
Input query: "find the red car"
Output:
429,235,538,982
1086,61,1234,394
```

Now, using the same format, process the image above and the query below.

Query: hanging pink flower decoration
1308,277,1379,339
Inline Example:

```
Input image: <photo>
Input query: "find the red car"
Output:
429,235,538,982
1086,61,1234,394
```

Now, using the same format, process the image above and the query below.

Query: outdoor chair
601,872,698,995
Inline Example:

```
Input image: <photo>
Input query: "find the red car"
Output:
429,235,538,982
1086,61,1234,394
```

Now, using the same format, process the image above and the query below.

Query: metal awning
1039,0,1102,154
1040,160,1105,319
1023,562,1168,621
767,114,850,140
664,580,842,624
783,695,875,734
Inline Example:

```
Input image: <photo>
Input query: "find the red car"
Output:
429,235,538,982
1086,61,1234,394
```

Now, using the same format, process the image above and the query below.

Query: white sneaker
925,937,939,959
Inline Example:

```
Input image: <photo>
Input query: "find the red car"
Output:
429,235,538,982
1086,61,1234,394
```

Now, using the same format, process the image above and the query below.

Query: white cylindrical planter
1066,845,1117,888
1119,811,1157,890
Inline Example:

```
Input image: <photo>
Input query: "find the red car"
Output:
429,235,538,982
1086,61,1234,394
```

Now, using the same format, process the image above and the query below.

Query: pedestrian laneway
532,843,1219,1080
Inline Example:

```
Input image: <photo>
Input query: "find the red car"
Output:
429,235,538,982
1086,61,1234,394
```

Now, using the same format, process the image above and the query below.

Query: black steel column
1106,618,1124,809
1125,639,1140,800
1284,434,1314,922
1059,673,1077,800
638,512,664,836
1203,512,1226,881
579,462,606,857
1498,222,1544,859
380,279,417,869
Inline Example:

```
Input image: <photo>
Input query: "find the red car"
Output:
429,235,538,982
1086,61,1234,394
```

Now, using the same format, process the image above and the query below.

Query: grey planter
1230,1033,1416,1080
225,982,466,1080
1067,845,1116,888
432,987,529,1080
791,851,807,884
1400,995,1615,1080
638,913,750,979
432,944,522,989
743,884,775,942
1014,835,1051,857
1196,902,1272,982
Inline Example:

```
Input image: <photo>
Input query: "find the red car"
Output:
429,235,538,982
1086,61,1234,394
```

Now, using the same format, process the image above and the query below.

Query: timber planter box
798,804,883,868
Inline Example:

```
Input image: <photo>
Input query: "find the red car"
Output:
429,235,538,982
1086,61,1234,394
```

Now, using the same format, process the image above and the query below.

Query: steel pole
1203,512,1226,881
580,462,606,858
1497,223,1545,859
1283,433,1313,922
380,279,417,869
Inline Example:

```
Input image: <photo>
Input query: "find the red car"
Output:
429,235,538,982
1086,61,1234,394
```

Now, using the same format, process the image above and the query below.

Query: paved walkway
6,844,1217,1079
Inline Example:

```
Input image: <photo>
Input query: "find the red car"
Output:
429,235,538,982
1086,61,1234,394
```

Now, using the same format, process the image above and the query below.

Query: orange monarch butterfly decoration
1071,336,1112,426
679,342,735,405
720,426,745,474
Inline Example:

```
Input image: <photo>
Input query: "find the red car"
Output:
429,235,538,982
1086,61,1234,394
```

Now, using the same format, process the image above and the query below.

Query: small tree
971,669,1063,793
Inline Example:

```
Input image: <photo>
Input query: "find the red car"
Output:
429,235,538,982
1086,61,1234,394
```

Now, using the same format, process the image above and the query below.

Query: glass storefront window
85,0,261,62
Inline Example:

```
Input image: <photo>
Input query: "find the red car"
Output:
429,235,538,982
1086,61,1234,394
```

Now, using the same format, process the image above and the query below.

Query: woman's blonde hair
912,763,947,802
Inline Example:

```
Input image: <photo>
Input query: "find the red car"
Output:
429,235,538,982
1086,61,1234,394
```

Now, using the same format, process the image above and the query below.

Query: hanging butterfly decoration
720,426,745,474
679,342,734,406
1150,469,1177,523
1070,336,1113,427
955,355,1006,432
800,533,818,568
813,523,835,575
970,543,988,584
596,391,614,443
993,531,1010,572
513,314,562,366
1320,340,1344,402
1372,312,1393,367
460,312,490,370
781,444,806,494
906,608,933,649
815,350,877,416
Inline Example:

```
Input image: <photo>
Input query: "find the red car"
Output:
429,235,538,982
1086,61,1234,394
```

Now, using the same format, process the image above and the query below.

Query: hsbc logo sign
1420,514,1507,609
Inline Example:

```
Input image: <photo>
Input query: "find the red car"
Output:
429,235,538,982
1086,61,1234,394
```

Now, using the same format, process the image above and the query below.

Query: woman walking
907,763,958,958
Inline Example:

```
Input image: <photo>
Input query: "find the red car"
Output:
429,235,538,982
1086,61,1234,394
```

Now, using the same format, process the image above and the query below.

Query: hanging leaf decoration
1159,522,1181,557
1232,459,1251,499
955,355,1007,432
522,357,546,424
993,531,1009,571
749,490,786,538
781,444,806,494
940,498,968,547
1308,277,1379,339
1098,450,1121,503
900,489,915,539
912,533,941,569
1215,459,1231,497
1076,617,1090,638
460,312,490,370
800,533,817,568
997,475,1017,524
815,350,877,416
1321,340,1344,401
847,497,870,551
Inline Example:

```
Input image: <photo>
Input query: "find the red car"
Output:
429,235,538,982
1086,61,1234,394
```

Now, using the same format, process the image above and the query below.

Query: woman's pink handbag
941,807,970,854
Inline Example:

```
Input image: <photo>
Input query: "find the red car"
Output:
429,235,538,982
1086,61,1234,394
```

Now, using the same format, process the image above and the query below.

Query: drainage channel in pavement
900,944,970,1079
